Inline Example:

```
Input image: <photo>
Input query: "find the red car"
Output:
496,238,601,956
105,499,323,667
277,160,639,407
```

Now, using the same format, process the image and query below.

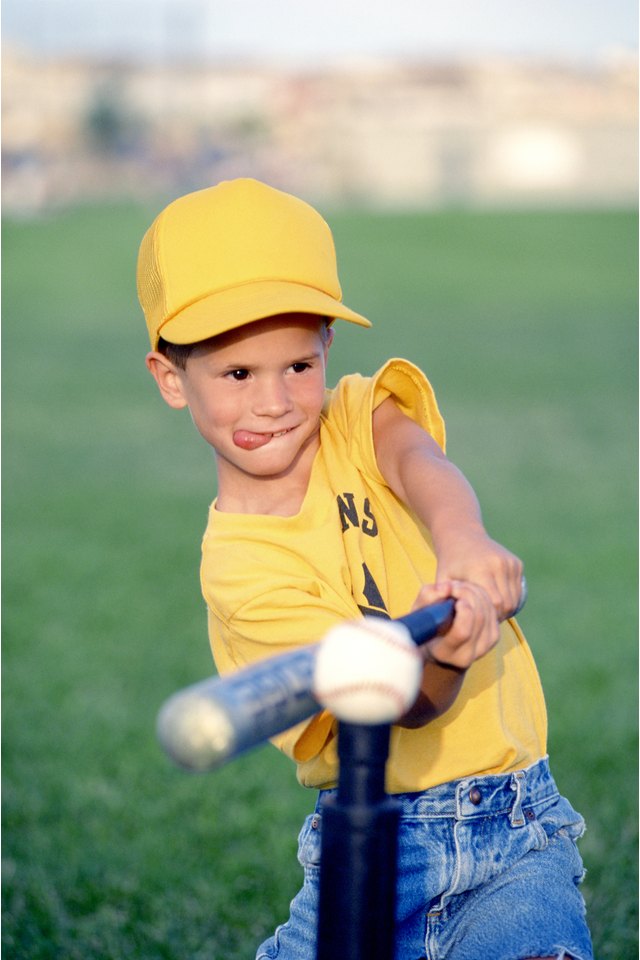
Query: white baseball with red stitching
313,618,422,724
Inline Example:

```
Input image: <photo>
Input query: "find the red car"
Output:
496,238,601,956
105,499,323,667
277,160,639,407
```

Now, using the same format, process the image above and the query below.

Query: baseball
313,617,423,724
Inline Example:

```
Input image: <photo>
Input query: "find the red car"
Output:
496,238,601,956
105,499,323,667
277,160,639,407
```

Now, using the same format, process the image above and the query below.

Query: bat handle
396,576,528,647
397,600,455,645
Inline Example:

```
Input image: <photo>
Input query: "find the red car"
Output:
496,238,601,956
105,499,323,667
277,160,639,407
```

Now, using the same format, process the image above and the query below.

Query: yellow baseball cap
137,178,371,349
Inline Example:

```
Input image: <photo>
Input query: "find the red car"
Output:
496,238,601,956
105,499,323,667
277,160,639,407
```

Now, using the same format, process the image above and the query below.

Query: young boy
138,178,593,960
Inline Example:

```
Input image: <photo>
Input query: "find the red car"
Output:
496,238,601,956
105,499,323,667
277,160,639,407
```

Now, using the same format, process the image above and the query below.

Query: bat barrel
157,646,319,771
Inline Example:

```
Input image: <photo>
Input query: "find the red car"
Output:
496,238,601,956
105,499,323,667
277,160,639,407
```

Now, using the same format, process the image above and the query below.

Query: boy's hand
399,579,499,728
412,580,500,672
435,529,524,622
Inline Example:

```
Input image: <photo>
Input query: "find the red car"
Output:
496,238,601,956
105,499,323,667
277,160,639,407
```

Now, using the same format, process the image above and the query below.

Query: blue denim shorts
256,757,593,960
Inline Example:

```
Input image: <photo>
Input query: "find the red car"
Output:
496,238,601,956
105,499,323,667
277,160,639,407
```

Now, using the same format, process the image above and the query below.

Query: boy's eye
227,369,250,381
291,362,311,373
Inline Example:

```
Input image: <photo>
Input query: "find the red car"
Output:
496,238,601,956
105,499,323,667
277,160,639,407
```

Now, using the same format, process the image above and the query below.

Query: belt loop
510,771,526,827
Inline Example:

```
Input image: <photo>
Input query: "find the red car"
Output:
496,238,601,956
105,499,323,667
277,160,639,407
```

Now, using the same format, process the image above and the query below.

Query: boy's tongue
233,430,273,450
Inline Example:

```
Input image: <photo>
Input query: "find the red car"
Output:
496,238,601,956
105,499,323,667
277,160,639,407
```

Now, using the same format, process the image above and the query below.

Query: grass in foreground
2,203,637,958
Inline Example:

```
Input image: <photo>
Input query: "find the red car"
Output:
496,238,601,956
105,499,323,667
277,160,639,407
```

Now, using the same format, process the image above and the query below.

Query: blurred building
2,44,637,213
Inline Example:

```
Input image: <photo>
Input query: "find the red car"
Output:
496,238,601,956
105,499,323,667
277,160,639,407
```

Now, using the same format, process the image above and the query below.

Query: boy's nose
253,377,293,417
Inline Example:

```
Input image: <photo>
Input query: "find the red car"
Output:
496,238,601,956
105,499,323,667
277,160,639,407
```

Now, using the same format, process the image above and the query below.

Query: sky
2,0,638,65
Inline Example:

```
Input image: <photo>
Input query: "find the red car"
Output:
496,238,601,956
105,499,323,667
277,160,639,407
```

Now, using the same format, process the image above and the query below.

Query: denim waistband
317,756,557,825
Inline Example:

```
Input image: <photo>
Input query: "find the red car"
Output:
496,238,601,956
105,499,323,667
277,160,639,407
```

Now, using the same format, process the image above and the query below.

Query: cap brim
156,280,371,346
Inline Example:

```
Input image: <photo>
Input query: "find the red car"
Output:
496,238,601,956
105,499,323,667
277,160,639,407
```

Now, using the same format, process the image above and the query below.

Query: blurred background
3,3,638,959
3,0,638,213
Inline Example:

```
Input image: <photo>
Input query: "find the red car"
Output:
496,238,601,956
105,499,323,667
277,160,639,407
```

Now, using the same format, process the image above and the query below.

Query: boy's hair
157,337,195,370
158,316,333,370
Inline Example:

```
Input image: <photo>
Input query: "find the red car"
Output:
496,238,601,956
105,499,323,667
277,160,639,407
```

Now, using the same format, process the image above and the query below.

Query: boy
138,178,593,959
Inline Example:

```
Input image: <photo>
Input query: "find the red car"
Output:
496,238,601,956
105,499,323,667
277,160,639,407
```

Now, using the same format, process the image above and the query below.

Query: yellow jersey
201,359,547,792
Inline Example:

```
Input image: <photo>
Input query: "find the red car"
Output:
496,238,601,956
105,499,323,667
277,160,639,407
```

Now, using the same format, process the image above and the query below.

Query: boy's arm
373,396,523,620
373,396,519,729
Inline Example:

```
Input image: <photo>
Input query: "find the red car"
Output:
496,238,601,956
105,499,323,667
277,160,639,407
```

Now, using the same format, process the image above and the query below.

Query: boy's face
148,314,332,509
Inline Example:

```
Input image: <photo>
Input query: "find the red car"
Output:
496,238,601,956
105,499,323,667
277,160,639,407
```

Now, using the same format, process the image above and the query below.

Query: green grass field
3,202,637,959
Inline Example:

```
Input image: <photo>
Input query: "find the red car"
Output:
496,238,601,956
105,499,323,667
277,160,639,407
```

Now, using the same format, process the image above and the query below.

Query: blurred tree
84,79,137,156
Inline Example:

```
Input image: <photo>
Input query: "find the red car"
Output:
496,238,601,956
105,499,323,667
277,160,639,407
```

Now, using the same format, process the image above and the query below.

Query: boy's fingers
473,565,524,621
428,580,499,666
414,574,519,642
455,585,499,644
412,581,454,610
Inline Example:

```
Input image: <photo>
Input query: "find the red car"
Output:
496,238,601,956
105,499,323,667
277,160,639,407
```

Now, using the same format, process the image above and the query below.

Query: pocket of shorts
534,795,586,843
297,813,323,870
527,796,588,886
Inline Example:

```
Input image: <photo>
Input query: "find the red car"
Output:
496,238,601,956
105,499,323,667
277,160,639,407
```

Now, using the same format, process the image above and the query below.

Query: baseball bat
157,579,526,773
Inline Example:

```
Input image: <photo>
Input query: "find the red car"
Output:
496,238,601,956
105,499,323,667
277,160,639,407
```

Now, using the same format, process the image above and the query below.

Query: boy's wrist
430,520,488,556
425,652,468,674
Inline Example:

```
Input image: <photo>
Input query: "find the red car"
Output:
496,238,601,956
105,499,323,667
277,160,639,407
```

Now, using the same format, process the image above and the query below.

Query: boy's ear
145,352,189,409
324,325,335,357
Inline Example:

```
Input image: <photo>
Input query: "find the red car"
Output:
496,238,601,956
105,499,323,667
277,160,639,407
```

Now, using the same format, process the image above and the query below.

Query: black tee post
316,721,399,960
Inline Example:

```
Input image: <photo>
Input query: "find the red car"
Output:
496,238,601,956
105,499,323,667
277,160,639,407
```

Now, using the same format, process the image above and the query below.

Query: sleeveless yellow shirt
201,359,547,792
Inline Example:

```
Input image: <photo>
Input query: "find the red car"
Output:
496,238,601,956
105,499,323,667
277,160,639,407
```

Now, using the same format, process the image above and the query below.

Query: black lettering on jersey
361,563,388,613
337,493,378,537
337,493,359,532
362,498,378,537
357,605,391,619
